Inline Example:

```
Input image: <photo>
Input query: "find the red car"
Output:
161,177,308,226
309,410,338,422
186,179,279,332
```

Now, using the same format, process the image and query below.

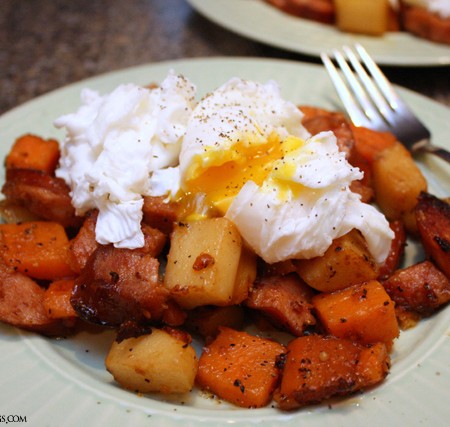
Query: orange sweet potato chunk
0,221,75,280
312,280,399,345
6,134,60,174
351,125,396,163
196,327,286,408
274,334,390,410
43,279,77,319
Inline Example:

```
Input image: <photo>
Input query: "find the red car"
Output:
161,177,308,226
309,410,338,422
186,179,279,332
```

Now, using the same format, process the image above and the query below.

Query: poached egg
56,72,394,265
55,71,196,248
178,77,393,264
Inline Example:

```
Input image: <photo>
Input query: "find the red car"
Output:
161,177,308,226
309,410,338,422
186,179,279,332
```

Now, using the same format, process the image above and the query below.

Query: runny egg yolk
181,133,306,215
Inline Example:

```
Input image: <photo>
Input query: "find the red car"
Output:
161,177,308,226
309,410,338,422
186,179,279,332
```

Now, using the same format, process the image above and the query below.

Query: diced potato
372,142,427,233
335,0,389,36
294,229,379,292
164,218,256,309
105,328,198,394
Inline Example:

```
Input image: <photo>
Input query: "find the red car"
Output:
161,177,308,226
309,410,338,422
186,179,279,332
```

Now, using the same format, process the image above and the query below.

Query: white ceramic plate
187,0,450,67
0,58,449,427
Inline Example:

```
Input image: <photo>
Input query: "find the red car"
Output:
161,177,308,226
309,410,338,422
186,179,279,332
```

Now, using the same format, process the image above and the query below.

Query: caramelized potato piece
372,142,427,233
335,0,389,35
106,328,198,394
312,280,399,345
274,334,390,410
415,192,450,278
383,260,450,315
196,327,285,408
245,273,316,336
294,229,379,292
164,218,256,309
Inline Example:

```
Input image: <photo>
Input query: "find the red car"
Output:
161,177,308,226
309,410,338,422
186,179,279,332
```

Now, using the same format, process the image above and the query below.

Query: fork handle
420,145,450,163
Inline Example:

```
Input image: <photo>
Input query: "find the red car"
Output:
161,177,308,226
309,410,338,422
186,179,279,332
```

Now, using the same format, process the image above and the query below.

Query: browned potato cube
335,0,389,35
294,229,379,292
164,218,256,309
372,142,427,233
105,328,198,394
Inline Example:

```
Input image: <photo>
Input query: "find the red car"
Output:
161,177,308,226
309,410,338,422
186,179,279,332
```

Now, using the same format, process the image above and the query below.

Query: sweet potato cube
5,134,60,174
196,327,285,408
275,335,390,410
164,218,256,309
294,229,379,292
351,125,397,163
312,280,399,345
43,279,77,319
372,142,427,233
0,221,75,280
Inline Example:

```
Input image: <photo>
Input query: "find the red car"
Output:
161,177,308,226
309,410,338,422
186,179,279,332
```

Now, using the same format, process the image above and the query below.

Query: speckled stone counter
1,0,449,116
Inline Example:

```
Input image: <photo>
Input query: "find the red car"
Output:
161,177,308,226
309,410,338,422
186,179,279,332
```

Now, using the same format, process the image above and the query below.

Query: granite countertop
1,0,449,115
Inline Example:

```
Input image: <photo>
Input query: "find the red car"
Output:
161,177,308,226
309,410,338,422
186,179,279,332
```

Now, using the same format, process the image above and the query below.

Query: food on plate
0,72,449,410
334,0,393,36
265,0,450,44
0,221,74,280
106,327,198,394
372,140,428,233
383,260,450,328
54,71,196,249
293,229,380,292
415,191,450,277
274,334,390,409
196,327,286,408
312,280,400,345
164,217,257,309
265,0,335,24
401,0,450,44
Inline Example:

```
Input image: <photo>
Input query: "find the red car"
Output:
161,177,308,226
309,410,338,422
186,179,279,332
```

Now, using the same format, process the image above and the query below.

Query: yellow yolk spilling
181,134,305,214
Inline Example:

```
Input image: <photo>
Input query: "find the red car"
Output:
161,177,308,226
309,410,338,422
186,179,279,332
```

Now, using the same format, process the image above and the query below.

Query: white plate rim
0,57,449,427
186,0,450,67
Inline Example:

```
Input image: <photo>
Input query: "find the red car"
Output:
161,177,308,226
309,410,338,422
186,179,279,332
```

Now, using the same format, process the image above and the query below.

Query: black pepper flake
109,271,120,283
233,379,245,393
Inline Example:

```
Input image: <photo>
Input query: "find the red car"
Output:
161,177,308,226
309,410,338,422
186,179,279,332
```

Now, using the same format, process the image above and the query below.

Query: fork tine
333,49,379,121
342,45,394,125
354,44,401,111
320,52,370,127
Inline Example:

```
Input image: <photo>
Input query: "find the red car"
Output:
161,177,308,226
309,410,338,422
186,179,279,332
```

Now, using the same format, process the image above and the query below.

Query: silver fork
321,44,450,163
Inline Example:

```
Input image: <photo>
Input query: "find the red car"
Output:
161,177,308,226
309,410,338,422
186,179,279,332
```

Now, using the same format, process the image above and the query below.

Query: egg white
55,71,196,248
